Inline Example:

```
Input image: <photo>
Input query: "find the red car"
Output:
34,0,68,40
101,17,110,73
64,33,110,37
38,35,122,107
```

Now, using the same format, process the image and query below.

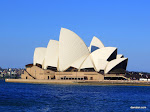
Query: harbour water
0,80,150,112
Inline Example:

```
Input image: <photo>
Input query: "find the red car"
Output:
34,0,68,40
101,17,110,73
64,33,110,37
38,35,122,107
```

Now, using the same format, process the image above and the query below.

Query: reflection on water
0,80,150,112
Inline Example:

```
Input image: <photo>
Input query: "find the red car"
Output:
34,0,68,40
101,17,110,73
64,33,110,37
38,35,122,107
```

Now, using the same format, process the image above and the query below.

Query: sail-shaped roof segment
94,59,108,72
91,47,117,61
105,58,128,74
117,54,124,59
58,28,90,71
90,47,117,72
71,54,89,69
80,55,94,69
89,36,104,52
43,40,59,69
33,47,47,65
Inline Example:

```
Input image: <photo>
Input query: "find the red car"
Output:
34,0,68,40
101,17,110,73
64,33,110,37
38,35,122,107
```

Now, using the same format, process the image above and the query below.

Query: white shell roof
117,54,124,59
33,47,47,65
32,28,128,73
105,58,128,74
94,59,108,72
80,55,94,69
89,36,104,52
43,40,59,69
58,28,90,71
71,54,89,69
91,47,117,61
90,47,117,72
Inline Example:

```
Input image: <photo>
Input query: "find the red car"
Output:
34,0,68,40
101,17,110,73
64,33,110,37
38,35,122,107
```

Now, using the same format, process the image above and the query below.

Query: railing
24,70,36,79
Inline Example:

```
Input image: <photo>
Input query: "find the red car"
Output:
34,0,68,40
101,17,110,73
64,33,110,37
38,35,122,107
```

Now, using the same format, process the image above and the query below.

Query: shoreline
5,79,150,86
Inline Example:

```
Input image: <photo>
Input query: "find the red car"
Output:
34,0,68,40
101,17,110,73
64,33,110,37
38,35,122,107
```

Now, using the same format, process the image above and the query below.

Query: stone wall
21,65,104,81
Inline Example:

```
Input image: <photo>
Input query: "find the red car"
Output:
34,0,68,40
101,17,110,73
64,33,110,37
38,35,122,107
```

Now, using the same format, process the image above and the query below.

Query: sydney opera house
21,28,128,81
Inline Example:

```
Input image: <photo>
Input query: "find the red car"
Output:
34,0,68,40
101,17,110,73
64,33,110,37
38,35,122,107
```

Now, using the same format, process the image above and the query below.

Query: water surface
0,80,150,112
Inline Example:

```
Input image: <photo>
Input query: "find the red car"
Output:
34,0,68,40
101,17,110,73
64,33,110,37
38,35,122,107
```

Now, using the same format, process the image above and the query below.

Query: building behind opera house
21,28,128,81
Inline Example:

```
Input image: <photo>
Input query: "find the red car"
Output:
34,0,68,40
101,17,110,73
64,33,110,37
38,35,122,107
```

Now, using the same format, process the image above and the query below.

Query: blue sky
0,0,150,72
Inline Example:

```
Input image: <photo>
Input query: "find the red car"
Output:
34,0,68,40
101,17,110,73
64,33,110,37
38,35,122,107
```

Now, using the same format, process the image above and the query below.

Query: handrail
24,70,36,79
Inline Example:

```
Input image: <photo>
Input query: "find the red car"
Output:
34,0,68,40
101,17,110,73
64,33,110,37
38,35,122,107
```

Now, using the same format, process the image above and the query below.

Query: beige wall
55,72,104,80
21,66,104,81
21,72,33,79
21,66,55,80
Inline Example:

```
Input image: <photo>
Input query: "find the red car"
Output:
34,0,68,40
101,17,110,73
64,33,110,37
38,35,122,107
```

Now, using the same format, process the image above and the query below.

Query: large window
80,68,95,72
47,66,57,72
108,59,128,74
104,77,127,80
65,67,78,72
36,63,42,68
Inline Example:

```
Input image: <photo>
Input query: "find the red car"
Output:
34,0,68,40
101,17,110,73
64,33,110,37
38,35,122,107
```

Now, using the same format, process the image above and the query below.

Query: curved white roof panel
71,54,89,69
80,55,94,69
43,40,59,69
59,28,90,71
89,36,104,52
33,47,47,65
90,47,117,72
117,54,124,59
105,58,128,74
95,59,108,72
91,47,117,61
